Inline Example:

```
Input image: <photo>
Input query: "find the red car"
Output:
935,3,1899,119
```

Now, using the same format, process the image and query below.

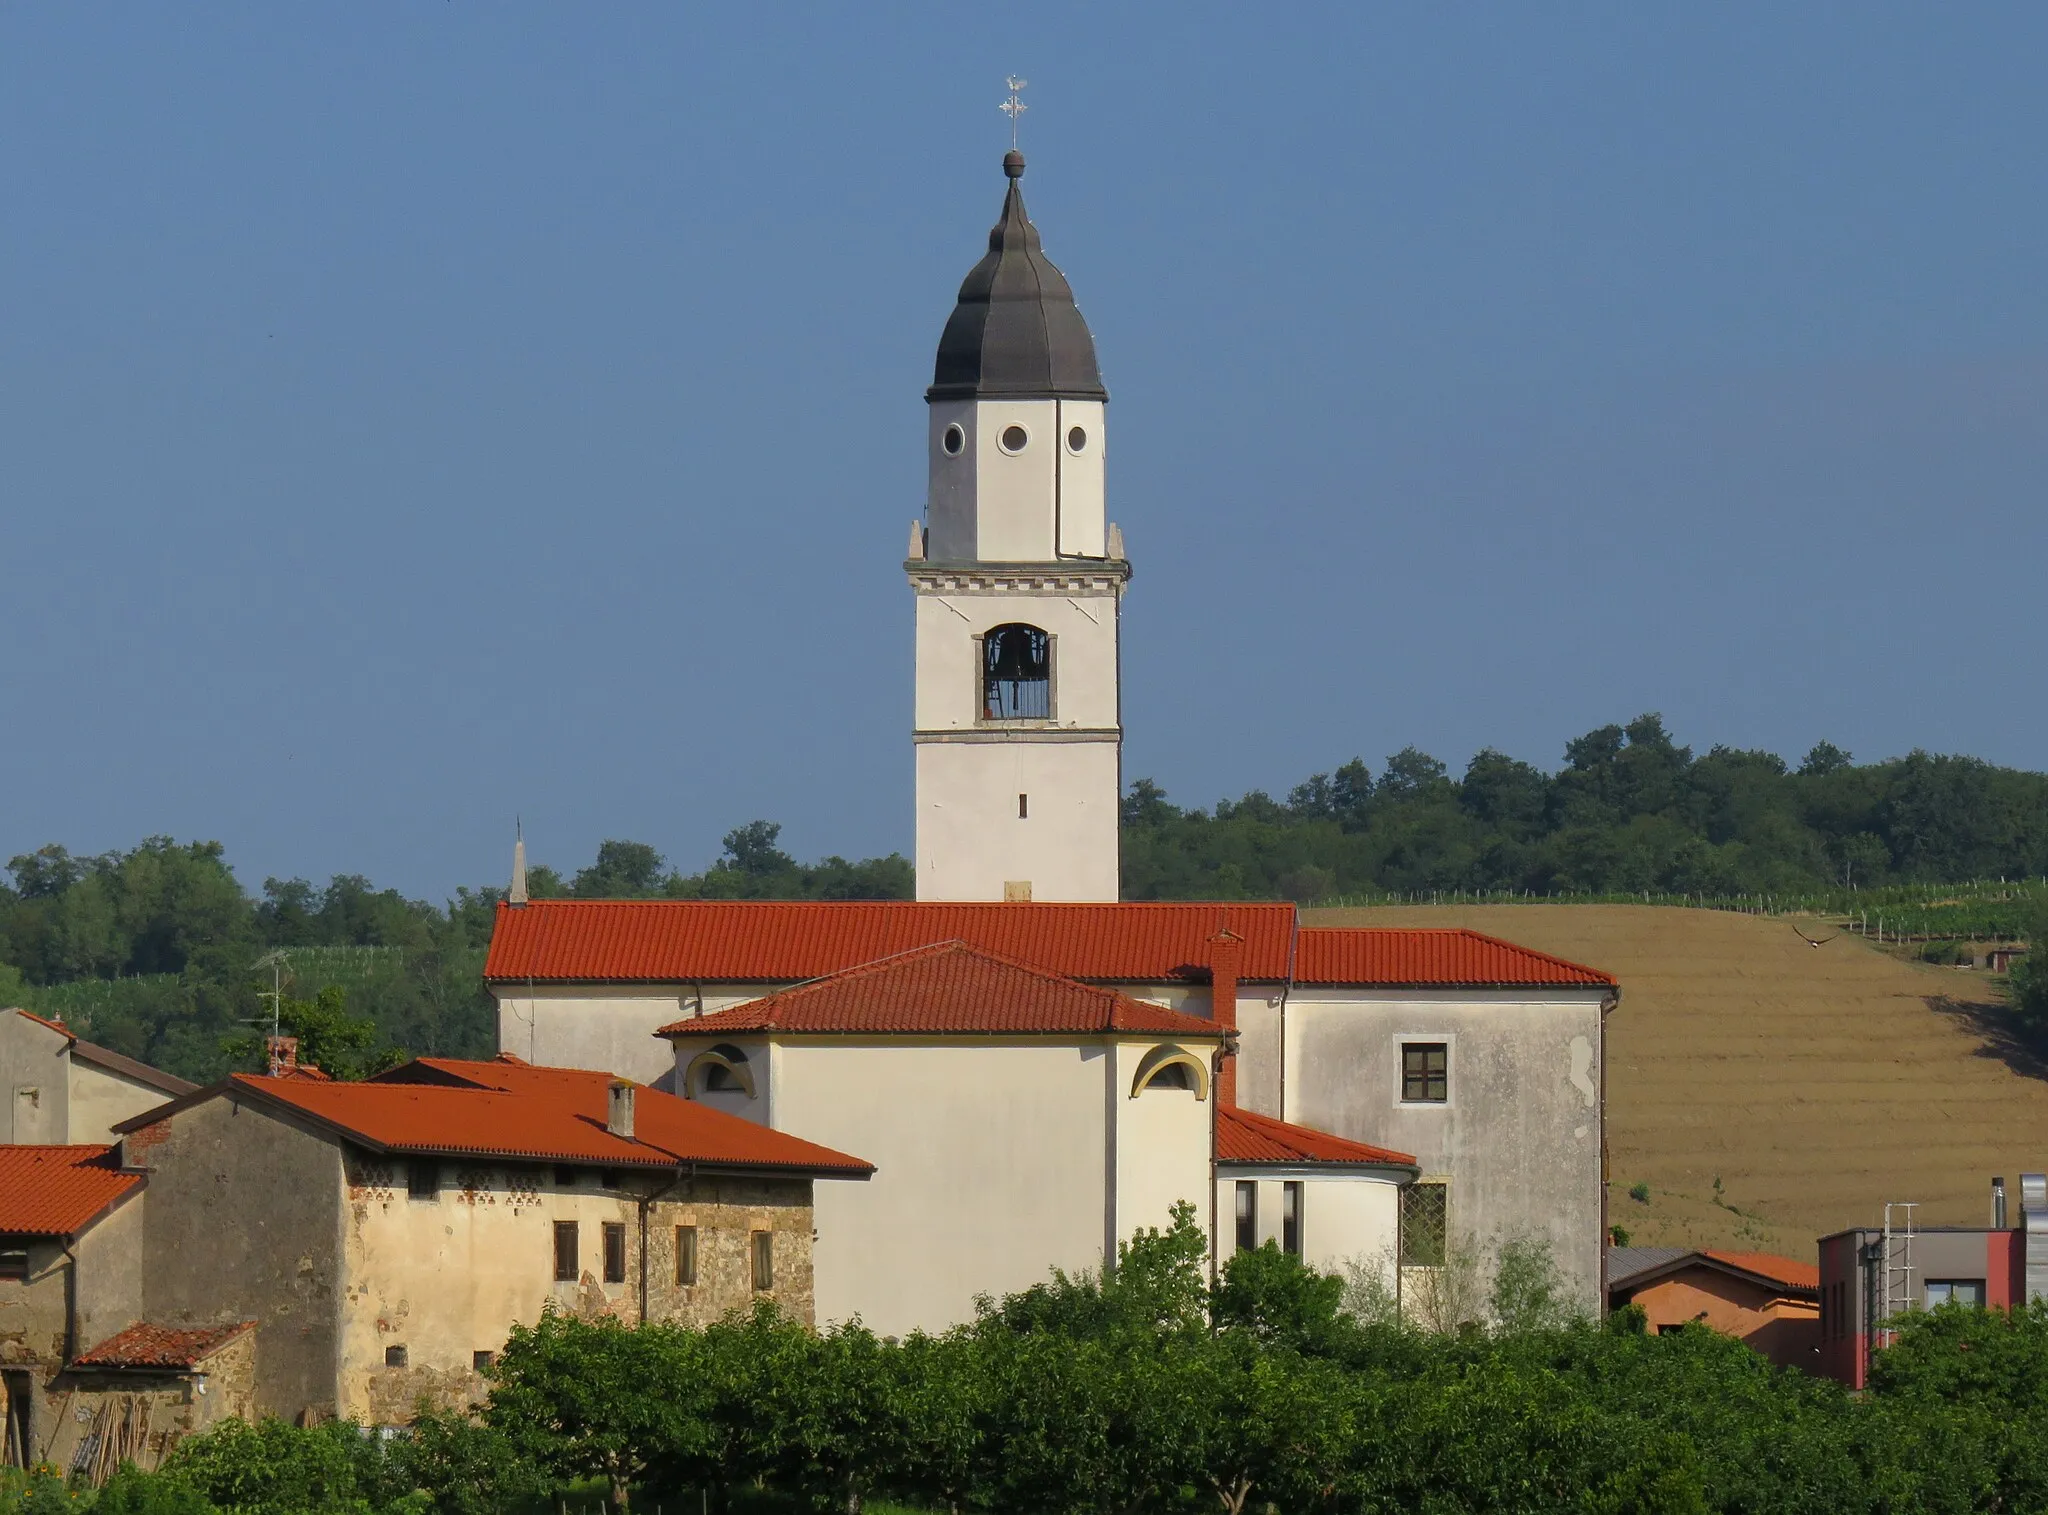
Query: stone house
0,1144,249,1473
1,1009,195,1145
113,1055,870,1426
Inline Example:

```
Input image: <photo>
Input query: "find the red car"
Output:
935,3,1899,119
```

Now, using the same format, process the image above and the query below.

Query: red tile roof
483,902,1613,991
0,1146,144,1236
1214,1106,1417,1170
117,1060,872,1178
1292,928,1614,988
74,1321,254,1370
658,941,1229,1039
486,899,1296,983
1702,1249,1821,1291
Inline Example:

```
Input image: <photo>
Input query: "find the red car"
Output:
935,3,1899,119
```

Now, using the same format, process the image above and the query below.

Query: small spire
509,819,529,906
1003,149,1025,180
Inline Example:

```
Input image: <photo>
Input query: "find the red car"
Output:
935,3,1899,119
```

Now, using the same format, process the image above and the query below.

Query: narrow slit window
752,1230,775,1292
1018,793,1029,819
982,624,1051,720
602,1222,627,1284
1282,1182,1303,1257
552,1221,578,1282
677,1225,699,1286
1234,1181,1258,1253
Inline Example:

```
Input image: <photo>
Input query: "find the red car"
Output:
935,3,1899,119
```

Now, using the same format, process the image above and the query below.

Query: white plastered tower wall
914,154,1123,903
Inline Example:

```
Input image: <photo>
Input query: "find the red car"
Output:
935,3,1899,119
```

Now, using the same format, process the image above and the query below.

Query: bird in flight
1789,922,1838,948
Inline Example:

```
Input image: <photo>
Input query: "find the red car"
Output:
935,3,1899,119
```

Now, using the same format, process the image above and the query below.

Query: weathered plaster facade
1280,987,1610,1308
1,1010,192,1145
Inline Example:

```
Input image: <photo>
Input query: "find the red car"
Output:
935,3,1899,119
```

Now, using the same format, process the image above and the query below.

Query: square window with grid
1400,1182,1448,1267
1402,1043,1448,1103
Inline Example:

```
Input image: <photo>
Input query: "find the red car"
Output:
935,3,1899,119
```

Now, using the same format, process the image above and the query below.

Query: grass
1306,901,2045,1261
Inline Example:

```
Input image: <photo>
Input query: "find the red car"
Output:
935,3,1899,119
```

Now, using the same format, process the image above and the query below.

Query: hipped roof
658,940,1228,1039
117,1057,872,1179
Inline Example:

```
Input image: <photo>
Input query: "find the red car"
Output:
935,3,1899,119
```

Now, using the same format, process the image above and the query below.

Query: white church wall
1233,994,1284,1117
970,399,1059,561
768,1038,1113,1336
1054,399,1105,557
915,740,1120,902
669,1034,773,1125
1282,988,1608,1311
926,399,978,561
1213,1172,1400,1280
1110,1041,1214,1242
911,589,1120,732
493,986,775,1088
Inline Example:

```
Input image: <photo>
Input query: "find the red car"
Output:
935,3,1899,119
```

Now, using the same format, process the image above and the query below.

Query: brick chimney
265,1035,298,1078
607,1079,636,1139
1208,928,1244,1107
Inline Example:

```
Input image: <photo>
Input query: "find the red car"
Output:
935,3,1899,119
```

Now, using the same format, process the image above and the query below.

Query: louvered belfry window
982,624,1051,720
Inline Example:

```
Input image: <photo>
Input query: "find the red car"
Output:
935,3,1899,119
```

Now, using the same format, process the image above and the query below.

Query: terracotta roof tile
1702,1249,1821,1291
118,1061,872,1178
659,942,1227,1039
1215,1106,1417,1169
1293,928,1614,988
486,899,1296,983
74,1321,253,1370
0,1146,143,1236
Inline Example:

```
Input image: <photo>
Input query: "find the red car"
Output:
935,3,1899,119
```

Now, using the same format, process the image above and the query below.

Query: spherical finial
1003,150,1025,179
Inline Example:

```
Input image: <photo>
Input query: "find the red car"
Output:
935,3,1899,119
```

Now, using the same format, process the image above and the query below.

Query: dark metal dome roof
928,153,1107,403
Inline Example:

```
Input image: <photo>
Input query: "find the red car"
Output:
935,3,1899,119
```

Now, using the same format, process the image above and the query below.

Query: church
486,150,1618,1335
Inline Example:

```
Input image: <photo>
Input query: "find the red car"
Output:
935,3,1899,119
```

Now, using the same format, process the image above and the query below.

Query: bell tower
908,150,1127,903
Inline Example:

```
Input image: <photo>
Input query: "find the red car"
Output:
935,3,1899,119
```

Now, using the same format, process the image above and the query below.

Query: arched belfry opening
982,624,1051,719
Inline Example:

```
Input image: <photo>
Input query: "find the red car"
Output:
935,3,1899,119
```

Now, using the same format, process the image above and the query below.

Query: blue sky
3,4,2044,898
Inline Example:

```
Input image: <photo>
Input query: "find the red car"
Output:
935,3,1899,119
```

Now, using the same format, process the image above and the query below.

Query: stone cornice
906,560,1131,596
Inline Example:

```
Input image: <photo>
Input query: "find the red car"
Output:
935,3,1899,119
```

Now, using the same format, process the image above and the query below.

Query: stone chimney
607,1079,636,1139
1208,928,1244,1107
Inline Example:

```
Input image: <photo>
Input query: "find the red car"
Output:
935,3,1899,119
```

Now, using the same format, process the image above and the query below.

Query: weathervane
1000,76,1028,150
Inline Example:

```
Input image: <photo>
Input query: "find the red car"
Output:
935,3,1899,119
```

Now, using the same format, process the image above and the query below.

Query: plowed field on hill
1305,903,2047,1259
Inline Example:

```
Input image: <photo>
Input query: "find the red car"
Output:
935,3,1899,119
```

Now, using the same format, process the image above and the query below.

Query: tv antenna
1000,76,1028,150
250,950,293,1039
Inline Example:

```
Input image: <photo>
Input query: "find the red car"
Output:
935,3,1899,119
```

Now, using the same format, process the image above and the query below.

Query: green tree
220,983,403,1081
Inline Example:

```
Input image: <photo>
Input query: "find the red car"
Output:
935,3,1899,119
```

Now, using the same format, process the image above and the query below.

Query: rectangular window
407,1159,440,1200
1282,1182,1303,1257
553,1165,578,1187
385,1345,407,1368
552,1221,578,1283
676,1225,699,1286
1234,1180,1258,1253
472,1350,495,1372
0,1248,28,1282
1401,1043,1448,1103
1018,793,1029,819
602,1222,627,1284
1400,1182,1448,1267
752,1230,774,1292
1925,1279,1987,1309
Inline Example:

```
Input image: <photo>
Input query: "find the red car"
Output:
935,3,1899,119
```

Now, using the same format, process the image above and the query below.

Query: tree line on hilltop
7,1209,2048,1515
4,715,2046,1082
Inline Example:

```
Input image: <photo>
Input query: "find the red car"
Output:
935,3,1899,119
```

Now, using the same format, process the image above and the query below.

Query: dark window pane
603,1222,627,1284
677,1225,698,1286
0,1250,28,1282
1400,1182,1448,1267
752,1231,774,1292
1403,1043,1449,1103
1000,424,1028,452
553,1221,578,1282
943,423,966,456
553,1165,577,1187
385,1345,407,1368
407,1160,440,1199
1067,426,1087,452
1282,1182,1303,1257
472,1350,494,1371
1234,1180,1258,1253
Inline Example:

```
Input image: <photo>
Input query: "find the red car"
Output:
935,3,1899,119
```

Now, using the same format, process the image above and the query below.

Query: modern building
1607,1247,1820,1368
107,1056,870,1425
1817,1213,2035,1387
1,1009,195,1145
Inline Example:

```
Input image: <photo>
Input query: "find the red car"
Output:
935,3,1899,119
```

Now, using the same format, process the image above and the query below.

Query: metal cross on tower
1000,76,1028,149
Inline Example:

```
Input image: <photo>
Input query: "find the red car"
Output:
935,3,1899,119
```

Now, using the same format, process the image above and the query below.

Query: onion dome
928,152,1107,403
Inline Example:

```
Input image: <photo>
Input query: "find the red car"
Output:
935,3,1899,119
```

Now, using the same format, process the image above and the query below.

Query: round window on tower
942,423,966,457
999,424,1029,454
1066,426,1088,454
